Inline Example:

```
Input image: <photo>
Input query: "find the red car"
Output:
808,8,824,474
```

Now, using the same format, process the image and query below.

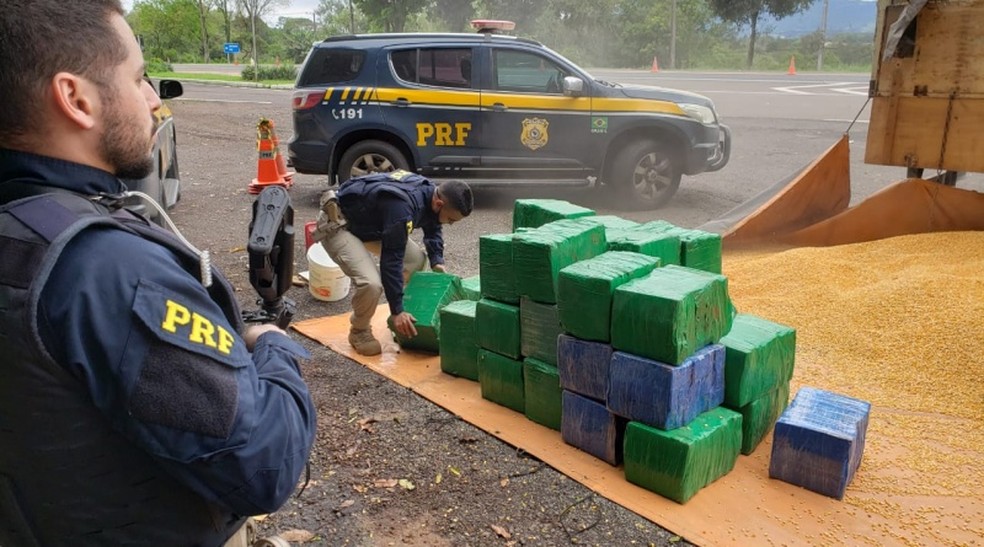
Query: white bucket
307,244,351,302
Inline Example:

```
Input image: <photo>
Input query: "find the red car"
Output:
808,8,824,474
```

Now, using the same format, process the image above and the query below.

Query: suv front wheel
337,140,409,184
610,140,681,210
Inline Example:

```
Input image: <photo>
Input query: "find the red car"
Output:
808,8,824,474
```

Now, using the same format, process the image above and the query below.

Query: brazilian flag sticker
591,116,608,134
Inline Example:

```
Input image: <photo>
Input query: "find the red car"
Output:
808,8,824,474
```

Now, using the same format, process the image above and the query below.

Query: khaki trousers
319,228,426,330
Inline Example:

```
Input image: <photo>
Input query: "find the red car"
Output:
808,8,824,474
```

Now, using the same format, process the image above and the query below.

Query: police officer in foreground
314,170,473,356
0,1,316,545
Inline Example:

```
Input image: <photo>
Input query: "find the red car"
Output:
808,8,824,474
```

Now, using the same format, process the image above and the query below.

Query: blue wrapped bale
476,298,521,359
557,251,661,342
520,297,564,366
611,265,732,365
523,358,562,431
561,390,626,465
512,219,608,304
719,313,796,408
478,349,525,413
461,275,482,301
512,198,595,230
624,407,743,504
557,334,613,402
734,382,790,455
608,344,725,430
479,233,518,303
608,221,681,266
769,386,871,499
439,300,480,381
388,272,463,352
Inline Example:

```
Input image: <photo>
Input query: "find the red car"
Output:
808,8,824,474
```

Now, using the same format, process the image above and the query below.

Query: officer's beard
98,87,156,180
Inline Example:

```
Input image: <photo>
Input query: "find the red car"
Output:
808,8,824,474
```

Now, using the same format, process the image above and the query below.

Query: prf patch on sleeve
406,220,414,235
131,279,242,365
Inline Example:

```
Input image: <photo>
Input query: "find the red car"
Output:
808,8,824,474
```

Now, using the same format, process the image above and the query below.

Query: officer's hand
391,312,418,338
244,324,289,351
432,263,447,273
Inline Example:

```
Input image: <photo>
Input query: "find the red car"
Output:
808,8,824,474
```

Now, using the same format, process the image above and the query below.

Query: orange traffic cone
249,118,288,194
787,55,797,75
268,119,295,187
651,56,659,73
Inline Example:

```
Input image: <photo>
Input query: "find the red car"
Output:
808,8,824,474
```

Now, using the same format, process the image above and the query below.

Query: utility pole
670,0,677,70
817,0,830,71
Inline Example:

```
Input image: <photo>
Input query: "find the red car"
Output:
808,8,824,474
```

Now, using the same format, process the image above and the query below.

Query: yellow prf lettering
217,326,234,355
162,299,191,333
416,122,471,146
189,313,218,348
416,123,434,146
454,123,471,146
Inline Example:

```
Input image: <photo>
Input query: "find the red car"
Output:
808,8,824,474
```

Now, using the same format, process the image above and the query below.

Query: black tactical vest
0,188,245,547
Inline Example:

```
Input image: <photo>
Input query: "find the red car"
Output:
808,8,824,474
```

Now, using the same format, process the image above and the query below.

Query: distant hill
760,0,877,37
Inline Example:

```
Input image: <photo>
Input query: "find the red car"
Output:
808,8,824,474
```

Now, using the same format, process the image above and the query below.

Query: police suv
289,20,730,209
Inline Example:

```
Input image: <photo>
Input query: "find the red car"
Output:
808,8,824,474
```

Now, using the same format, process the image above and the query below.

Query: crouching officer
0,2,316,546
313,170,473,355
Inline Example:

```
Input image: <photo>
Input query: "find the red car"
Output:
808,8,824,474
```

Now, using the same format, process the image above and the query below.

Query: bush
146,58,173,74
241,64,297,82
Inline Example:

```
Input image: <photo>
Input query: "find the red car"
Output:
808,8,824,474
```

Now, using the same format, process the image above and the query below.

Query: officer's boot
348,327,382,356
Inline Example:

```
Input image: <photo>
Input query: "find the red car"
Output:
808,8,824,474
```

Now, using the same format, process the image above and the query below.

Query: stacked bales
439,300,479,380
461,275,482,301
429,199,799,505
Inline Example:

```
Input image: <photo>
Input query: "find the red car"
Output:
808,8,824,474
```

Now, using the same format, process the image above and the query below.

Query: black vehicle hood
612,83,714,107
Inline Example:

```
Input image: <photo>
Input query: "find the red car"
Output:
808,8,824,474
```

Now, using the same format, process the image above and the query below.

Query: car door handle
392,98,411,107
492,102,508,112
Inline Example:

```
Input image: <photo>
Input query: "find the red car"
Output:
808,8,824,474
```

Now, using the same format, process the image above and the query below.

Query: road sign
224,42,240,54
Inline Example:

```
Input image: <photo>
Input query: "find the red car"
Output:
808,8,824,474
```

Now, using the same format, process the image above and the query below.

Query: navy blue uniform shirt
0,149,317,516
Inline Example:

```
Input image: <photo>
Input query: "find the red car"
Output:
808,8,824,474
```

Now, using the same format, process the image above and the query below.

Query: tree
432,0,476,32
129,0,201,62
316,0,364,35
709,0,816,68
237,0,288,79
215,0,234,47
352,0,428,33
195,0,215,62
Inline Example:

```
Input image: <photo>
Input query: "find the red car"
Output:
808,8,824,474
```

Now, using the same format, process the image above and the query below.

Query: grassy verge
148,71,295,86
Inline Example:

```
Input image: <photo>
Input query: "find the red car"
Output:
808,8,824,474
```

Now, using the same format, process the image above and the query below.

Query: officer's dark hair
0,0,128,147
437,180,474,216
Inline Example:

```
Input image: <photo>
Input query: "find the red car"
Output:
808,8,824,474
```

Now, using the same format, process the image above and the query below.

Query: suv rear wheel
337,140,409,184
611,139,680,210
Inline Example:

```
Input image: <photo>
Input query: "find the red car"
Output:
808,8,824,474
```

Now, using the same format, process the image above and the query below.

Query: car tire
337,140,409,184
610,139,681,210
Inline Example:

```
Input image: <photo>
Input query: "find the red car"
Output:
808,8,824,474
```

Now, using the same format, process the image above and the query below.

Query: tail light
293,89,327,110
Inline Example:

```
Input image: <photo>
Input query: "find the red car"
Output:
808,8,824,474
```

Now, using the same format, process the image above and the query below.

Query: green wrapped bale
461,275,482,301
512,198,595,231
608,221,681,266
478,349,525,413
388,272,463,352
733,382,790,455
556,251,661,342
520,297,564,366
719,313,797,408
583,215,640,230
611,265,732,365
479,233,518,303
624,407,743,504
512,219,607,304
439,300,480,380
476,298,521,359
523,358,562,431
634,221,721,274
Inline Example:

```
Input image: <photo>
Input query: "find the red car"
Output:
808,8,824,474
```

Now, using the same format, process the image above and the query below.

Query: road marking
823,119,869,124
175,98,273,105
772,82,869,96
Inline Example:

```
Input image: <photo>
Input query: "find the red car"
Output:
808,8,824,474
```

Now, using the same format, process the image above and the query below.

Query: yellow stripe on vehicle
322,87,334,101
340,87,351,101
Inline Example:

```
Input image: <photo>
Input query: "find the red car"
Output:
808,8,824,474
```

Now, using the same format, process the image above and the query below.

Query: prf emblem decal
521,118,549,150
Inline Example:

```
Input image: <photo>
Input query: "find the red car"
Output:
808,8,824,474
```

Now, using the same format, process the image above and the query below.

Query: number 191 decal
332,108,363,120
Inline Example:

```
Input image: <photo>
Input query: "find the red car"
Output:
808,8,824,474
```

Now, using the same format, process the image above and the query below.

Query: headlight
679,103,717,124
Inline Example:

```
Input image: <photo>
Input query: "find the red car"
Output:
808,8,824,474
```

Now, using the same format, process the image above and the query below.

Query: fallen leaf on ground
280,529,316,542
398,478,415,490
374,478,398,488
434,473,443,484
448,466,461,477
669,536,682,543
252,514,268,522
229,246,245,253
357,417,377,433
338,500,355,509
490,524,512,539
500,477,509,487
353,484,368,493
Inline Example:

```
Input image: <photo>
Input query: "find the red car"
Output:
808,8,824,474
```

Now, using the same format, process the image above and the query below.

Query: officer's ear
50,72,98,131
432,188,446,212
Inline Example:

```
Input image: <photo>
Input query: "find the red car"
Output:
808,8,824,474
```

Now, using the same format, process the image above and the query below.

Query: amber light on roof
470,19,516,32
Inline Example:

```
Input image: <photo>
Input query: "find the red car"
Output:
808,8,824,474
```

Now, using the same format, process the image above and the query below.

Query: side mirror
563,76,584,97
159,80,184,100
